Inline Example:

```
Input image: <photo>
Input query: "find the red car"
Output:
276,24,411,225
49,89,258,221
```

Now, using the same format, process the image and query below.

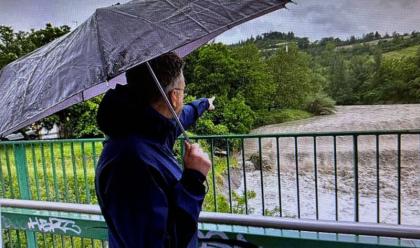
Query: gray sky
1,0,419,44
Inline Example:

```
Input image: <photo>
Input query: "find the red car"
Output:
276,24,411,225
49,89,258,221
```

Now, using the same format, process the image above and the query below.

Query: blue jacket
95,85,209,247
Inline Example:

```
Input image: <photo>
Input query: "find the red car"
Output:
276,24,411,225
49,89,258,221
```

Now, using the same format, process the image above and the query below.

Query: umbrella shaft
145,62,190,143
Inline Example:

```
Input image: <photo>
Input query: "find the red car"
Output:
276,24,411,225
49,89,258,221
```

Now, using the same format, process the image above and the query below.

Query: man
95,52,214,247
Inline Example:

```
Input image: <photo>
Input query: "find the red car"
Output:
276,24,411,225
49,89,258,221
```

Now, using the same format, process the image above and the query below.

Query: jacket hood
97,84,177,142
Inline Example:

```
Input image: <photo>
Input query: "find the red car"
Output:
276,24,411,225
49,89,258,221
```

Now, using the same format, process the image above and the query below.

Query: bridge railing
1,130,420,246
183,129,420,225
1,130,420,222
1,199,420,248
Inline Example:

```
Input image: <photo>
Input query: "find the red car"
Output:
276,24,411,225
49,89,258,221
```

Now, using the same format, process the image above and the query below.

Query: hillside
235,31,420,59
383,44,420,59
229,30,420,107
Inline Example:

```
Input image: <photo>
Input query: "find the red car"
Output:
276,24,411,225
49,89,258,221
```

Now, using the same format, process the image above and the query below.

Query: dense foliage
184,41,330,135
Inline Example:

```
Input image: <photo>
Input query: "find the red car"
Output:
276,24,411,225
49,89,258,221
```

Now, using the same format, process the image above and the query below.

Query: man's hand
208,96,216,111
184,141,211,177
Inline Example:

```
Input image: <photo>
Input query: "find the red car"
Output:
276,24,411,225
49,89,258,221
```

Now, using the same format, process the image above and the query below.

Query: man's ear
169,90,177,108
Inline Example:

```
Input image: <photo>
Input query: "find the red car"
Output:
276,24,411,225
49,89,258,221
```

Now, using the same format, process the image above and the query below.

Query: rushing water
230,105,420,225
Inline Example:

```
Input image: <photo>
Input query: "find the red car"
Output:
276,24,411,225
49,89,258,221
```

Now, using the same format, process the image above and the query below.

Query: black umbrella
0,0,290,138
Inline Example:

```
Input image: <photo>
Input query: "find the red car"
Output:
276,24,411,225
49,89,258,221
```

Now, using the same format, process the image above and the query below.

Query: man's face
170,71,185,115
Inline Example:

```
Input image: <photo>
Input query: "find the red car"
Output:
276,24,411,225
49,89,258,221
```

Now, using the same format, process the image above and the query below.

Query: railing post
313,136,319,220
13,144,37,248
397,134,401,225
353,135,359,222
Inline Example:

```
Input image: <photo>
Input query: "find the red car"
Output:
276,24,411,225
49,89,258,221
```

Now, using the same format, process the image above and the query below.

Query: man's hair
126,52,184,104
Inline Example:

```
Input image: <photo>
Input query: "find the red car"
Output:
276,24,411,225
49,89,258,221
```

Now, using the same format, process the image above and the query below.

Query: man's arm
173,141,211,247
172,168,207,247
177,98,209,135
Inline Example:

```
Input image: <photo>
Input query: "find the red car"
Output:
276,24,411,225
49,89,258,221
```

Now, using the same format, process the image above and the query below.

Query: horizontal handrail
200,212,420,240
1,129,420,145
181,129,420,139
0,198,101,215
2,199,420,239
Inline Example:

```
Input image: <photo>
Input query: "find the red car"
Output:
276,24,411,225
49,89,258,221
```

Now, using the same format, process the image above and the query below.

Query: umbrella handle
145,62,190,143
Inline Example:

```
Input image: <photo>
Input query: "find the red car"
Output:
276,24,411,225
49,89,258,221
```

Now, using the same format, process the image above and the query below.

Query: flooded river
230,105,420,225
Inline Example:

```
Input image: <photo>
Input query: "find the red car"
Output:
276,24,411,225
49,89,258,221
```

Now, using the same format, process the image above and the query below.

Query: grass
383,44,420,59
1,139,252,213
0,141,102,203
2,230,103,248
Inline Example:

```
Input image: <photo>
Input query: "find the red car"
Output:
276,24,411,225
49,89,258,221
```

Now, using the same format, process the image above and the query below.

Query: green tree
377,57,418,103
194,95,255,134
186,43,239,98
221,95,255,134
0,24,70,70
268,43,321,108
231,43,276,110
55,96,103,138
327,53,351,104
347,55,374,103
184,43,260,134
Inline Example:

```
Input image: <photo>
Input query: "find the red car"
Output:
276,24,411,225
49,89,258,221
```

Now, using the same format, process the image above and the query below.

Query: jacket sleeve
99,156,205,247
177,98,209,136
172,169,206,247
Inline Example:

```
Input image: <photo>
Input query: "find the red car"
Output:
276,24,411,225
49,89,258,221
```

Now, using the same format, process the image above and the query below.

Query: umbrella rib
2,30,69,67
187,3,234,26
18,33,71,115
216,0,289,30
94,12,111,78
16,27,88,128
191,0,236,22
163,0,211,33
214,0,235,21
107,8,184,40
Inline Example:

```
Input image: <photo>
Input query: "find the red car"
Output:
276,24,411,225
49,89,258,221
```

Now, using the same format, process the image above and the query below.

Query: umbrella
0,0,291,138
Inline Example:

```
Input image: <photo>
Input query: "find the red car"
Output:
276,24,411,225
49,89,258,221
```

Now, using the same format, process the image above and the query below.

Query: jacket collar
135,106,177,145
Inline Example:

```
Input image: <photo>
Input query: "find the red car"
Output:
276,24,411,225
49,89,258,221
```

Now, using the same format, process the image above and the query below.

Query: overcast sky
1,0,419,44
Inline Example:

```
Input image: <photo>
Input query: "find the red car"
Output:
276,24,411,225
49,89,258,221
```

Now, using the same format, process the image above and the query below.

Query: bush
203,157,256,214
221,95,255,134
305,93,336,115
194,118,229,136
187,95,255,135
254,109,312,127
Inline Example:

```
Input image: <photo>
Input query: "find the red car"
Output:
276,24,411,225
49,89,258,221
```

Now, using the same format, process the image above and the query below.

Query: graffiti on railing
198,230,258,248
27,217,81,234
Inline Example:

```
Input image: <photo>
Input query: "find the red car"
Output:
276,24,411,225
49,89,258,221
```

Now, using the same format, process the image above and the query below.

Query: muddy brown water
225,105,420,225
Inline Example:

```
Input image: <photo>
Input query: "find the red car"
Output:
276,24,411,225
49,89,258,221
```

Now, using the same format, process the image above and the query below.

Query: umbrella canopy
0,0,290,138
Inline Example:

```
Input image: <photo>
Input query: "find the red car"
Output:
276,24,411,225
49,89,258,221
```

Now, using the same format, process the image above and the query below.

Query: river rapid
229,105,420,225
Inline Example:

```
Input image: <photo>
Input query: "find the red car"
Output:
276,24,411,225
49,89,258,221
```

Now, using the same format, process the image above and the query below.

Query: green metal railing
2,199,420,248
1,129,420,247
0,139,103,203
0,139,104,247
180,129,420,224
